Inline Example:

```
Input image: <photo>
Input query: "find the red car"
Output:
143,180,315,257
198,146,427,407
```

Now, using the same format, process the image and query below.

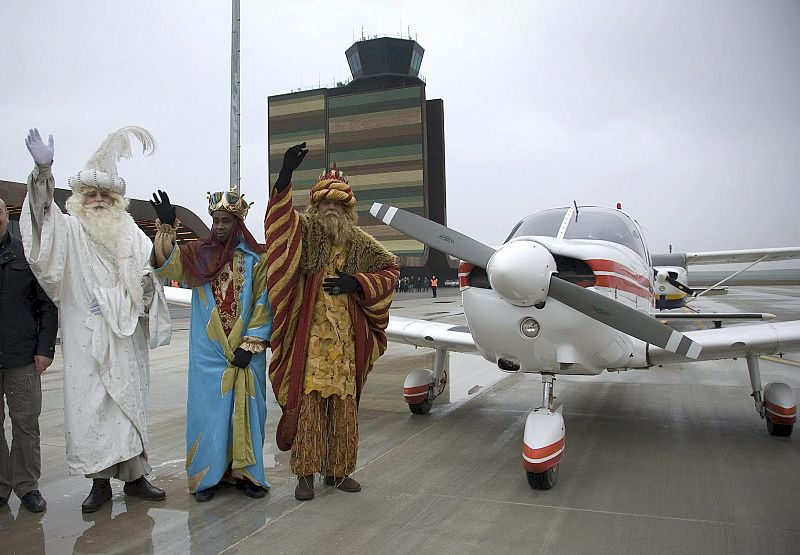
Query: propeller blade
665,276,695,296
548,277,703,359
370,203,496,267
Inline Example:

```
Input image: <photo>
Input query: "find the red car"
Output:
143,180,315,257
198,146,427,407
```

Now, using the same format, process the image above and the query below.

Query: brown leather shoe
123,476,166,501
82,479,112,513
294,475,315,501
324,475,361,492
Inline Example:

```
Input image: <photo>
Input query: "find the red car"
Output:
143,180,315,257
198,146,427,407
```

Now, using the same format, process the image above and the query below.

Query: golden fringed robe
304,245,357,398
265,184,399,451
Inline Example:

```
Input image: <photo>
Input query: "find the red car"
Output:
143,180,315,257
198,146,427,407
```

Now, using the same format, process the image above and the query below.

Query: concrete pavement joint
421,492,800,532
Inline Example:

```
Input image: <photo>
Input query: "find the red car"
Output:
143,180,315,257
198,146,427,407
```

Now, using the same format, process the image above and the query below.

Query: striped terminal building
268,36,453,276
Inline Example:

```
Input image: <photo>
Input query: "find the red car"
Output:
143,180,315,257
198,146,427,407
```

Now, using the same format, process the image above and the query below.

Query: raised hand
281,142,308,173
322,271,361,295
25,128,54,165
274,142,308,192
149,190,176,226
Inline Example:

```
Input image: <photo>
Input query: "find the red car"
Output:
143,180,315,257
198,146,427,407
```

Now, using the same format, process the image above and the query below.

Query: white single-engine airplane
652,247,800,310
369,203,800,490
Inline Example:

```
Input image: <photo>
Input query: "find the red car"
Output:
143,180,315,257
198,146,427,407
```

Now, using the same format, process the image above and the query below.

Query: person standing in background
0,197,58,513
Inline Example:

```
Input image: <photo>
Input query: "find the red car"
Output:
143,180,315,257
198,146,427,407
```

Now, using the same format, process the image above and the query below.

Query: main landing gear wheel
526,464,558,490
408,397,433,415
767,420,793,437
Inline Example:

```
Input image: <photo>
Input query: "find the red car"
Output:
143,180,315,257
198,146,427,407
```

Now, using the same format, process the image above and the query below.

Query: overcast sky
1,0,798,264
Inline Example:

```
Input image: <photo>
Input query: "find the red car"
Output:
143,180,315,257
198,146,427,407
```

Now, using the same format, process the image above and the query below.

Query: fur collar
300,214,397,275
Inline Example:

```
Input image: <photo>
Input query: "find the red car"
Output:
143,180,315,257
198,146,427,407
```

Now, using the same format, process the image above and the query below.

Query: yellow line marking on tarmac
760,355,800,367
680,306,708,329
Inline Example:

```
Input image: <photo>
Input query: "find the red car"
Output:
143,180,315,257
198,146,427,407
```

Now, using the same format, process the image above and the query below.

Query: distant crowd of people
395,275,442,297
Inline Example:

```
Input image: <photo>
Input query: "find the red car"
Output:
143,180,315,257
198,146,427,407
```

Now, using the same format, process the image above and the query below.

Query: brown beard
318,213,353,246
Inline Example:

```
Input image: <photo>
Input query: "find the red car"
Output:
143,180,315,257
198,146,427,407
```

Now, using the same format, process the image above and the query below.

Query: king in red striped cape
265,143,399,501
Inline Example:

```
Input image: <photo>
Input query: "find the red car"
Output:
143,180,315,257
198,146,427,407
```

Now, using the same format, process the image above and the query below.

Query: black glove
232,347,253,369
149,190,176,226
322,271,361,295
274,142,308,193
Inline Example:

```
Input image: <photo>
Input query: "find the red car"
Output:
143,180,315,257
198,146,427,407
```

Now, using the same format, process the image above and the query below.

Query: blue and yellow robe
156,238,272,493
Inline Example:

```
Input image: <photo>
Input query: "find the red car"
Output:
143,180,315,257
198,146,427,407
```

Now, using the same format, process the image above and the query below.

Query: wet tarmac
2,286,799,554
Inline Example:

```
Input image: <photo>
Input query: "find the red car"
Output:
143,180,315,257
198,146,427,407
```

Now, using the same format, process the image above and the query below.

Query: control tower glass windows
410,50,422,74
347,52,362,77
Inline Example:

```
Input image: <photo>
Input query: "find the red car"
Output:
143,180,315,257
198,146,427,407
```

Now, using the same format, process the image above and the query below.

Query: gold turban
309,164,356,207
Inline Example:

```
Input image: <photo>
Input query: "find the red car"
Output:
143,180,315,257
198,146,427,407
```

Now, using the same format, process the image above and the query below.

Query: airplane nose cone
487,240,557,307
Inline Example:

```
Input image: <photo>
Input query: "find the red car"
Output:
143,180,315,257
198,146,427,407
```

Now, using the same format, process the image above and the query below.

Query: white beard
67,198,144,313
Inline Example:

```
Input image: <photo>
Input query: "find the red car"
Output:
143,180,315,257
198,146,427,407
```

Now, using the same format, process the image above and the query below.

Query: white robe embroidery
20,164,171,475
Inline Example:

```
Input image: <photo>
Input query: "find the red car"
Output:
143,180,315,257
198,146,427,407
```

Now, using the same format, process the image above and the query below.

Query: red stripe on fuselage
594,275,654,301
585,258,653,301
586,259,652,289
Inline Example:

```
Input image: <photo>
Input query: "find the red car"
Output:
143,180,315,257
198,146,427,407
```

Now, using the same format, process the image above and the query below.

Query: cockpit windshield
507,207,646,259
505,209,568,242
563,208,646,258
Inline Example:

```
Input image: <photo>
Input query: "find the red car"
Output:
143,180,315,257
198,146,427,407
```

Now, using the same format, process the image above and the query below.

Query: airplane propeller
655,270,696,297
667,276,696,297
371,203,702,359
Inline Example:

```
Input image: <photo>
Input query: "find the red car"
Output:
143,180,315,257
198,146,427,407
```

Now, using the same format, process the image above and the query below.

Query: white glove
25,128,54,165
89,299,103,316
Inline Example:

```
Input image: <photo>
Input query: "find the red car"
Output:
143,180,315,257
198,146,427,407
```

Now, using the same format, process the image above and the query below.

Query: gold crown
207,187,252,219
318,163,348,184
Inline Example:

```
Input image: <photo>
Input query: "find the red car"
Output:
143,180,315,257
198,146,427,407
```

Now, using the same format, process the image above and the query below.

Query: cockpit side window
506,209,569,242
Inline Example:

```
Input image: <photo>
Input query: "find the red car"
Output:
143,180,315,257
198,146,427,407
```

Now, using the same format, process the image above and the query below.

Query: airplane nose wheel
523,374,563,490
409,397,434,415
527,464,558,490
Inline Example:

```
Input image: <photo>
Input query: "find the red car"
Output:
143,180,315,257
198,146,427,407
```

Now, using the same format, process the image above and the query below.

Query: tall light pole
230,0,241,193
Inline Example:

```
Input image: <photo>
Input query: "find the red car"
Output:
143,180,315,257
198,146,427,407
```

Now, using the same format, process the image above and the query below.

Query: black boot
236,479,266,499
20,490,47,513
82,479,112,513
294,475,315,501
123,476,166,501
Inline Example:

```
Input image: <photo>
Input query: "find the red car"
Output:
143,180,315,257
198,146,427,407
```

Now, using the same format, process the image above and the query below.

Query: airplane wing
386,316,478,353
654,312,775,321
684,247,800,265
648,320,800,365
164,286,192,306
164,285,477,353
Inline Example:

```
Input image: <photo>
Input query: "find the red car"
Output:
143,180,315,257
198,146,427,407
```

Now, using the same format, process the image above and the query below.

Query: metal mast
230,0,241,193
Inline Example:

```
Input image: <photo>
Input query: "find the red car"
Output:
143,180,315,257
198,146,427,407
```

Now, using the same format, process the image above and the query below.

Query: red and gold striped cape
265,185,399,451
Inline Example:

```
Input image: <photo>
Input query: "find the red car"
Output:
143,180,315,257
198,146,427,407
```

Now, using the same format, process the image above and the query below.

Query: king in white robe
20,162,171,476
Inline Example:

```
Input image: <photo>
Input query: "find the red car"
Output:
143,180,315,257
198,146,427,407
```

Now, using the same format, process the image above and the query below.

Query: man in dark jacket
0,198,58,513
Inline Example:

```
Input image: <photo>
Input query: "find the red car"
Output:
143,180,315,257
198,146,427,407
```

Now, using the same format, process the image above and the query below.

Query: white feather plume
83,126,157,176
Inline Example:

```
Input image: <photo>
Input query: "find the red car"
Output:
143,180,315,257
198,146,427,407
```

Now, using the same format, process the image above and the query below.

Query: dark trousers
431,286,437,298
0,363,42,500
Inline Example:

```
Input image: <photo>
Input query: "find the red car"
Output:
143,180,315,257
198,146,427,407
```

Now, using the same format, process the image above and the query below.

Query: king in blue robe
151,189,272,500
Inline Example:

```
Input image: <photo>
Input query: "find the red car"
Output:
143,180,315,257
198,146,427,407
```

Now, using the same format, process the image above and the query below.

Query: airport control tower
268,36,452,276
